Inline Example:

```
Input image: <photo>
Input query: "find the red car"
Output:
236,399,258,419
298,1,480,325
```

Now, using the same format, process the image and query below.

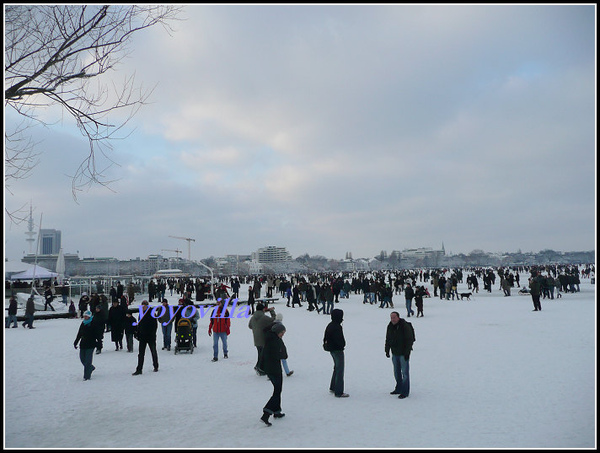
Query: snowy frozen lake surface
4,276,596,448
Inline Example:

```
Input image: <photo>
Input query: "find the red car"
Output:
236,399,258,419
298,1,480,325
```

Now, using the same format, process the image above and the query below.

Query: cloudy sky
4,4,596,262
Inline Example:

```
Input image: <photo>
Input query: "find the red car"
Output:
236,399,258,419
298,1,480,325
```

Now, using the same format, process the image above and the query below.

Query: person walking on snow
23,295,36,329
265,313,294,377
6,296,18,328
248,303,277,375
323,308,349,398
74,310,100,380
260,322,288,426
404,284,415,317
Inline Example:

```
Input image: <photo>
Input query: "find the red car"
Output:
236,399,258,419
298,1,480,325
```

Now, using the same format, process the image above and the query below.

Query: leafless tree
5,5,182,218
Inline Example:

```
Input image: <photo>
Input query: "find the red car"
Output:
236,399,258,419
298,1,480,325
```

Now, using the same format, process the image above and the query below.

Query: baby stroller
174,318,194,354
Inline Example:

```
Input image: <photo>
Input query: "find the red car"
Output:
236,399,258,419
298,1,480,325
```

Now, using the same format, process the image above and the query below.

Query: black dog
460,292,472,300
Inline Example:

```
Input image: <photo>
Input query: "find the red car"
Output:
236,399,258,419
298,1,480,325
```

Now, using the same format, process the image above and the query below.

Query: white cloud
4,4,595,261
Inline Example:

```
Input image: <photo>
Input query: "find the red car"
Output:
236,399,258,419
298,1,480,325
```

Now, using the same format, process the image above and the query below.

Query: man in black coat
23,295,36,329
91,303,106,354
385,311,415,399
108,300,126,351
78,293,90,318
44,286,55,311
404,284,415,317
132,300,159,375
124,312,137,353
323,308,348,398
529,272,543,311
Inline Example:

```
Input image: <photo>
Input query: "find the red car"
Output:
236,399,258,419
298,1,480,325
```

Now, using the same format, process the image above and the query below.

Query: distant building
39,229,61,255
248,260,263,274
252,246,291,263
400,245,445,268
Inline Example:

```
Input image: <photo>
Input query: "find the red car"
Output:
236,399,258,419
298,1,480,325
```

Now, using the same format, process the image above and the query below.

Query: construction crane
169,236,196,261
161,248,182,258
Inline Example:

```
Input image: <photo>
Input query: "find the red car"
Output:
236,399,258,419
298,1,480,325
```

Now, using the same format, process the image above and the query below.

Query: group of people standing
70,271,421,421
246,301,415,426
77,293,136,354
65,263,593,426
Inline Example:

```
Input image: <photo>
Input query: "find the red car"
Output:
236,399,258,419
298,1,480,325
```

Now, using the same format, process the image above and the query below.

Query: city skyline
9,224,593,264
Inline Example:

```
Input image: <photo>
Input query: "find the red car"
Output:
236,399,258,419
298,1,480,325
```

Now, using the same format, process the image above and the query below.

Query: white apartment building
251,246,291,263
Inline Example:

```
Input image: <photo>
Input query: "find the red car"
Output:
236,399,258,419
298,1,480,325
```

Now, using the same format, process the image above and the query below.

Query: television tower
25,202,36,254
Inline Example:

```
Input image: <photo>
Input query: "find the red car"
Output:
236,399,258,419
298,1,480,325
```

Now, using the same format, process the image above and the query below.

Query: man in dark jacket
91,303,106,354
132,300,159,375
23,295,35,329
6,296,18,328
78,292,90,318
108,300,126,351
124,312,137,353
248,303,276,375
260,323,288,426
43,286,55,311
529,272,542,311
323,309,348,398
385,311,415,399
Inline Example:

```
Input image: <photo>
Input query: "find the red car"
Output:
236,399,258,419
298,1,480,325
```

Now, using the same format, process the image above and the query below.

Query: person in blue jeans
319,283,334,315
404,284,415,317
22,295,36,329
208,299,230,361
158,299,174,351
385,311,415,399
74,311,99,380
6,296,18,328
273,313,294,376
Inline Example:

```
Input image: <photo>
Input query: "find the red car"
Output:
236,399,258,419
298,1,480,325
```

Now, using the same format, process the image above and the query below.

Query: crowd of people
6,263,594,426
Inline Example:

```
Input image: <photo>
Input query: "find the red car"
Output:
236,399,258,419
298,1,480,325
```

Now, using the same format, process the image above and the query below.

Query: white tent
4,260,33,277
9,264,58,281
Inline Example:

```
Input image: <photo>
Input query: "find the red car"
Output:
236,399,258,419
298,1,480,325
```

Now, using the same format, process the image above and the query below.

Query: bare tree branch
4,5,183,216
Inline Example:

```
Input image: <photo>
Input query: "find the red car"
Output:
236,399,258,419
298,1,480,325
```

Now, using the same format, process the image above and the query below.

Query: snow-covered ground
4,275,596,448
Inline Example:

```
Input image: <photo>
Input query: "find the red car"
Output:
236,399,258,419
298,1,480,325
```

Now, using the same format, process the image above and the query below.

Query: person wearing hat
248,303,276,375
323,308,349,397
74,311,99,381
260,322,288,426
6,295,18,328
266,313,294,377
